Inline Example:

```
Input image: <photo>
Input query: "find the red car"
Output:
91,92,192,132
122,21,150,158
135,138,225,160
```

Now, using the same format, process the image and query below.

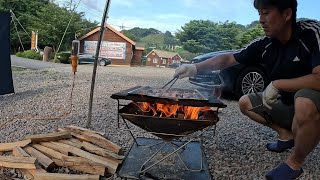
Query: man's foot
265,163,303,180
266,139,294,153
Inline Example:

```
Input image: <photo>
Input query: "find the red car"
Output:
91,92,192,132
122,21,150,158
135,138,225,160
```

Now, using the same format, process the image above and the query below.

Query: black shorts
248,89,320,130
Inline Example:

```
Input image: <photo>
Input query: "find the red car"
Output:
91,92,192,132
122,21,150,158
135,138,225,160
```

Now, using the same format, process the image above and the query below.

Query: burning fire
132,102,212,120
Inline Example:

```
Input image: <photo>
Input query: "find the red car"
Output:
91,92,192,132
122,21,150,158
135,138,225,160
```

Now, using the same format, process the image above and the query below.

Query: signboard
84,41,126,59
31,31,38,50
0,12,14,95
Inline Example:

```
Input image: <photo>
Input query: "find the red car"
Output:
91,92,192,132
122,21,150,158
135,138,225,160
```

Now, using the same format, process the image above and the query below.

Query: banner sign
0,11,14,95
31,31,38,50
84,41,126,59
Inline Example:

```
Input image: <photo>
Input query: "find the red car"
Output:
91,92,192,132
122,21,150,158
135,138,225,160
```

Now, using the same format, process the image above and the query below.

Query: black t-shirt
234,20,320,105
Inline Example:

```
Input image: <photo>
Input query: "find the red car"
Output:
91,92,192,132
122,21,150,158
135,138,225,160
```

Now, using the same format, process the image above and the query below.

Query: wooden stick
50,141,119,174
67,125,105,136
24,131,71,143
81,141,124,161
34,173,99,180
0,156,36,169
60,127,121,154
0,139,31,152
53,156,107,176
39,142,69,155
12,147,35,180
31,144,66,160
13,147,47,178
68,138,82,144
58,139,82,148
12,146,30,157
24,146,55,171
32,144,107,175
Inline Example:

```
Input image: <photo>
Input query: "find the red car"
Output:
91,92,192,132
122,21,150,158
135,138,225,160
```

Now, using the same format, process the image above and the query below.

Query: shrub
15,50,42,60
55,51,71,64
15,51,23,57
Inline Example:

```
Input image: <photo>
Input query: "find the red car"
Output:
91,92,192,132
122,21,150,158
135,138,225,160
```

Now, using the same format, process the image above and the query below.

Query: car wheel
99,60,107,66
234,67,268,99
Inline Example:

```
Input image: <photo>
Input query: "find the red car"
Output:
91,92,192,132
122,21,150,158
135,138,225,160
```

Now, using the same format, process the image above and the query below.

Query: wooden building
78,24,144,66
145,49,182,67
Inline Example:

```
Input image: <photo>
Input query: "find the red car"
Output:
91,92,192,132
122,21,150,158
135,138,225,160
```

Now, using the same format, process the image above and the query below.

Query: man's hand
174,64,197,79
262,82,279,109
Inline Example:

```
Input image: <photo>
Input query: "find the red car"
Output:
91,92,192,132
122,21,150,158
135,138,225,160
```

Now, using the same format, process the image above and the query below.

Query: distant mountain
121,27,162,42
121,27,179,54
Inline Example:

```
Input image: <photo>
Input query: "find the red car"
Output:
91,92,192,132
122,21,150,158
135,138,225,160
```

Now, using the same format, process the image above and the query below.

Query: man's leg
286,97,320,170
239,95,293,140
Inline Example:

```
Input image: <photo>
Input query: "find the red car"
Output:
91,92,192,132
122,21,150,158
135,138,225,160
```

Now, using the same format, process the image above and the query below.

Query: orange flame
132,102,211,120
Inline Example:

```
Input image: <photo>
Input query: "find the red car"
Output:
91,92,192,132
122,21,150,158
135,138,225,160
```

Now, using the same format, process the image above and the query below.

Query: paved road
11,55,69,70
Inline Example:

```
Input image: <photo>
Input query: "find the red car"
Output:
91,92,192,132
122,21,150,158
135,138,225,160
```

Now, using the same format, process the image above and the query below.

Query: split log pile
0,126,124,180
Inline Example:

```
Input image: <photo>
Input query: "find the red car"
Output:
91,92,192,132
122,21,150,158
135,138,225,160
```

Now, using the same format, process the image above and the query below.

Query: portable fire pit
111,86,226,179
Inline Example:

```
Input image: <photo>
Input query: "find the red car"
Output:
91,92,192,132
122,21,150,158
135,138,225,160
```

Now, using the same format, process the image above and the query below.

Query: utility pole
86,0,112,128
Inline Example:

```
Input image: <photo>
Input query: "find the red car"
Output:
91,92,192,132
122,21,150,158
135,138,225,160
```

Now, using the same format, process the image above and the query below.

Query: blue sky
57,0,320,33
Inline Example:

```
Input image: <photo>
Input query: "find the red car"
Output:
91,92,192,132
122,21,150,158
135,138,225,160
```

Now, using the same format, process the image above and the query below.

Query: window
147,58,151,61
153,58,158,63
162,59,166,64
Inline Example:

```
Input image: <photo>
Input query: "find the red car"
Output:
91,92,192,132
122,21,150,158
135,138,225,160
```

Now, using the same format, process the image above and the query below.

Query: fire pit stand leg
120,116,139,145
139,141,169,171
138,131,206,175
175,145,204,172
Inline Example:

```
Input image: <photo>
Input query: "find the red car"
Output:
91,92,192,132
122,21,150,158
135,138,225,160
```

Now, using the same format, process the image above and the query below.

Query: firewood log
39,142,69,155
0,139,31,152
24,131,71,143
0,156,36,169
59,128,122,154
48,141,119,174
32,144,108,175
24,146,55,171
12,147,47,179
34,173,99,180
81,141,124,161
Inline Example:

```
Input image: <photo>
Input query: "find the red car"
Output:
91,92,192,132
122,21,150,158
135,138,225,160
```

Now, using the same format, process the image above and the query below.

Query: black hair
254,0,297,24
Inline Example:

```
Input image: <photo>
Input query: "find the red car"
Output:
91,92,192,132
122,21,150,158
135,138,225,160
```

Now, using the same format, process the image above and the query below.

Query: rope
10,10,31,39
0,73,77,130
12,15,25,51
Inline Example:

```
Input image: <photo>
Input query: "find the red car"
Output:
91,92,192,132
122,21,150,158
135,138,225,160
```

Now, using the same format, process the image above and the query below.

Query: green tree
238,24,264,48
0,0,97,53
176,20,242,53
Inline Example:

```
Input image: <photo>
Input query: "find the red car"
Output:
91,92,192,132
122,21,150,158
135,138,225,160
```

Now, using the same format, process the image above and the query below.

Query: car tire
234,67,268,99
99,60,107,66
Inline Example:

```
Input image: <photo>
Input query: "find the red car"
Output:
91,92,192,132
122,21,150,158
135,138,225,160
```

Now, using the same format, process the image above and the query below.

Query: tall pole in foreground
87,0,112,128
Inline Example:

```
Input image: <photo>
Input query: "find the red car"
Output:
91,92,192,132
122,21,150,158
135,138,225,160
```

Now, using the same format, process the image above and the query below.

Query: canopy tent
0,11,14,95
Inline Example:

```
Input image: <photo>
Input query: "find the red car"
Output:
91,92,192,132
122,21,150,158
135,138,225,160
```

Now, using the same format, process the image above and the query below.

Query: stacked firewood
0,126,124,180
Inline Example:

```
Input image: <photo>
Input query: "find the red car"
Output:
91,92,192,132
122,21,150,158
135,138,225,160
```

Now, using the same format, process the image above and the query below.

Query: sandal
266,139,294,153
265,162,303,180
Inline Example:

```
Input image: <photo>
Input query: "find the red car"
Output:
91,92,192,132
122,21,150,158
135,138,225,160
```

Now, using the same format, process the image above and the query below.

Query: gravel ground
0,64,319,179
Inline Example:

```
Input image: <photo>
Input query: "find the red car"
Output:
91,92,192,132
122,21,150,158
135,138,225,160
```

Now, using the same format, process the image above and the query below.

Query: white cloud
108,16,182,33
81,0,102,11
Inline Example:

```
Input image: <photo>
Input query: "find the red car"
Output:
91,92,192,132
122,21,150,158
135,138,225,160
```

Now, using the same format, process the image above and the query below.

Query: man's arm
195,53,238,71
273,65,320,92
